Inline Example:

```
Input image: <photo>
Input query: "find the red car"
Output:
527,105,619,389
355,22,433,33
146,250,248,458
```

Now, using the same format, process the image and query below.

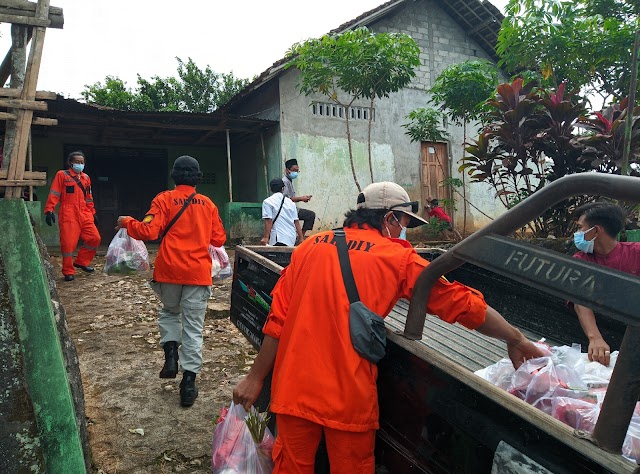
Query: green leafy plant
402,108,449,143
575,97,640,175
82,57,250,112
287,27,420,190
245,405,271,444
497,0,639,105
429,60,500,234
463,79,601,236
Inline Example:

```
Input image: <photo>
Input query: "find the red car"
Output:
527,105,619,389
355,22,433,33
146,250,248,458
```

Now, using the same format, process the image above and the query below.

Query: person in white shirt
261,178,304,246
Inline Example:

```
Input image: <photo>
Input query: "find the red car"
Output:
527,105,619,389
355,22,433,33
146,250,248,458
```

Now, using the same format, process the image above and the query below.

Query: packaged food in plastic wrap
211,402,274,474
474,358,515,390
104,229,150,274
210,245,232,279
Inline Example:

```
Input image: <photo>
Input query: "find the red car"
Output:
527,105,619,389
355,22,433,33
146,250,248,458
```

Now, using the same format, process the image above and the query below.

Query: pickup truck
229,174,640,473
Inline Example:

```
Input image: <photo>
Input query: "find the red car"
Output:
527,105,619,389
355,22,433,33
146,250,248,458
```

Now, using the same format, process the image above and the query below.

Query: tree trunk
345,108,362,192
622,29,640,176
462,120,468,237
367,96,374,183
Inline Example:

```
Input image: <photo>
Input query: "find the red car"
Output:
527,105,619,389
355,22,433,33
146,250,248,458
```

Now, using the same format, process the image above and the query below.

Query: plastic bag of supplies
104,229,150,274
210,245,232,279
211,402,274,474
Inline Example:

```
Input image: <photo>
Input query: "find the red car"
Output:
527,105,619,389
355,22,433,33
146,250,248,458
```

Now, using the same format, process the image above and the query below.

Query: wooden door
420,142,449,205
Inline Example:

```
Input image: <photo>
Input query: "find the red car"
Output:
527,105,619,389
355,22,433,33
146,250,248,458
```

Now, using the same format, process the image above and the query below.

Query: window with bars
310,102,374,122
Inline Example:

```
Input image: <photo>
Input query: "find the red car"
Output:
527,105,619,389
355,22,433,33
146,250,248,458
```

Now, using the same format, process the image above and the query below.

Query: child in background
424,197,462,242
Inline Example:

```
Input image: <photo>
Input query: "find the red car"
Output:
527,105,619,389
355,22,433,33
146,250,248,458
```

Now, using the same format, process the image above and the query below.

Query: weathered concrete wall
0,254,45,473
0,200,89,472
275,0,508,232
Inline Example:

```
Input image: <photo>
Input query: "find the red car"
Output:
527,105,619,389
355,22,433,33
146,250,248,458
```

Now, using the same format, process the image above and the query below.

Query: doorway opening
63,144,168,243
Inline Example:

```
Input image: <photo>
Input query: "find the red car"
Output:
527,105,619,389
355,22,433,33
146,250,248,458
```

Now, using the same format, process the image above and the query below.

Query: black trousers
297,208,316,232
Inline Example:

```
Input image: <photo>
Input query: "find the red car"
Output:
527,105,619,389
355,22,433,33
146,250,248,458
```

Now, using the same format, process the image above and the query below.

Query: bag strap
334,229,360,304
271,194,286,225
64,170,87,195
160,191,197,239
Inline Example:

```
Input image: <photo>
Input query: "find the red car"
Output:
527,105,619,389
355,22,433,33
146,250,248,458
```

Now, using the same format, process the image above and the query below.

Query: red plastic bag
211,402,274,474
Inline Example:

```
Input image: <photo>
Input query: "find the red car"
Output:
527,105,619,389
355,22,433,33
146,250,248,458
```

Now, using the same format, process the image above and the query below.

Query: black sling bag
334,229,387,363
65,170,88,195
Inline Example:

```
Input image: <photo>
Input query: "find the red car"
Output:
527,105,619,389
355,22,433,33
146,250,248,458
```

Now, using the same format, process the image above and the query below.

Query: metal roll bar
405,173,640,455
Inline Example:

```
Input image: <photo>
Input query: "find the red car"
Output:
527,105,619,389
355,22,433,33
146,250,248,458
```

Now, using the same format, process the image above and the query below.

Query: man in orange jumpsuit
233,181,545,472
117,155,226,407
44,151,101,282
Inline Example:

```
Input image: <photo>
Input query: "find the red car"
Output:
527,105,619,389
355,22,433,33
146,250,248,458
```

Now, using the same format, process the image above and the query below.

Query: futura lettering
504,250,596,294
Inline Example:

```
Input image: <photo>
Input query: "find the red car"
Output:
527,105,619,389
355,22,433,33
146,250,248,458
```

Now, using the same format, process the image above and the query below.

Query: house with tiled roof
222,0,507,234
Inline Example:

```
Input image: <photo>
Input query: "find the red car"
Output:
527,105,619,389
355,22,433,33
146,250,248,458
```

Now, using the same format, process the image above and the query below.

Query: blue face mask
574,226,596,253
72,163,84,173
391,214,408,241
288,171,299,180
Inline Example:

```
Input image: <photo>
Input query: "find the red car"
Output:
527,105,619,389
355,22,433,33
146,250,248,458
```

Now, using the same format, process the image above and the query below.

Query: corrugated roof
222,0,504,111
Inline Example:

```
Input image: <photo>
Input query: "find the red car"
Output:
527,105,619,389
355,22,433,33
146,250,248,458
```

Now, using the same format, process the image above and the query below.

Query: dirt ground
51,248,256,473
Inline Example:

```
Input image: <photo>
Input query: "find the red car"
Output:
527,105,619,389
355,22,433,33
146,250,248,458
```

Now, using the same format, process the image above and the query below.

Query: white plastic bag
211,402,274,474
104,229,150,274
210,245,232,279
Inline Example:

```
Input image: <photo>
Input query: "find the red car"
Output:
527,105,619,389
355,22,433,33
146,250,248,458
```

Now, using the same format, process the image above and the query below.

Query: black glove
45,212,56,226
93,214,99,226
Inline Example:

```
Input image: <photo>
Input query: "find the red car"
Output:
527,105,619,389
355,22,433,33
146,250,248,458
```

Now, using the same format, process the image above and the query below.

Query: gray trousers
150,282,212,374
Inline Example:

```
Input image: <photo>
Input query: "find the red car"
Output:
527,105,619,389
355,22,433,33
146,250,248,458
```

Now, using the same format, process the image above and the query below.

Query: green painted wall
0,199,86,473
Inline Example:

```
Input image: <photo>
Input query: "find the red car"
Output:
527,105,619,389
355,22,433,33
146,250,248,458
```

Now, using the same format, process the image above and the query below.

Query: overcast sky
1,0,508,99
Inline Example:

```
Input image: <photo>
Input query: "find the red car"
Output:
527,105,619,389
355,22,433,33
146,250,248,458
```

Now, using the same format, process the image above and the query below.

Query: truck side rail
405,173,640,457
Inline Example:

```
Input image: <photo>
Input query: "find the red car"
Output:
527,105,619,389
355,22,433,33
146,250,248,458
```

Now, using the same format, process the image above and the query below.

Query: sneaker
73,263,95,273
64,275,75,282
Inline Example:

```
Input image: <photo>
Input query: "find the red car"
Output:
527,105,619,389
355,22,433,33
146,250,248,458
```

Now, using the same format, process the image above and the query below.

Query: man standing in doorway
282,159,315,238
44,151,101,282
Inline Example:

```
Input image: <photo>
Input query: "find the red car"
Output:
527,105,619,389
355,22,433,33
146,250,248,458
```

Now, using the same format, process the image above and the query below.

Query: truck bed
386,299,558,372
231,245,637,473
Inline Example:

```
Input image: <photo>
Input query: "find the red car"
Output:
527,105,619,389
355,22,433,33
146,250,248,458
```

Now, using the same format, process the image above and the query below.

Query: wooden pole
226,128,233,203
622,29,640,176
1,24,27,172
28,132,32,200
5,0,50,198
260,132,268,199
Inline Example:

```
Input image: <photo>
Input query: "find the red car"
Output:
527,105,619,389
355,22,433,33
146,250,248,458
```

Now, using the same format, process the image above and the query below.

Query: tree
497,0,639,106
402,108,449,143
429,59,499,235
462,79,639,237
81,57,250,112
286,27,420,191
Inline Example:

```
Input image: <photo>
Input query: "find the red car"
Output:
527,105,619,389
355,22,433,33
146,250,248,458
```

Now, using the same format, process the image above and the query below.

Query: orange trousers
59,210,101,276
272,414,375,474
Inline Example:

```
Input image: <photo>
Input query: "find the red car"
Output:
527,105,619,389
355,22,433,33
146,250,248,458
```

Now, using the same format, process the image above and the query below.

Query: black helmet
171,155,202,186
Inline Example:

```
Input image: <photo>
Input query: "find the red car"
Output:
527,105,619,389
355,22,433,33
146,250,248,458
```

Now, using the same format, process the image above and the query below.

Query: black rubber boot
159,341,179,379
180,371,198,407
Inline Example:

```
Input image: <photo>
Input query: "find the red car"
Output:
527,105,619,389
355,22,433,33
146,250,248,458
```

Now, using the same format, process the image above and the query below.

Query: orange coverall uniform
263,225,488,472
121,185,226,285
44,168,101,277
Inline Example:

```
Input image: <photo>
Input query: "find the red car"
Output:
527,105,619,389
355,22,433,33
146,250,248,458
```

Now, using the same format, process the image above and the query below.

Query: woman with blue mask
570,202,640,367
44,151,101,281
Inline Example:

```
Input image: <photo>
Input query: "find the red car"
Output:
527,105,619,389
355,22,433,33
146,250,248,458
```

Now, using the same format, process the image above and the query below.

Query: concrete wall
274,0,507,232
